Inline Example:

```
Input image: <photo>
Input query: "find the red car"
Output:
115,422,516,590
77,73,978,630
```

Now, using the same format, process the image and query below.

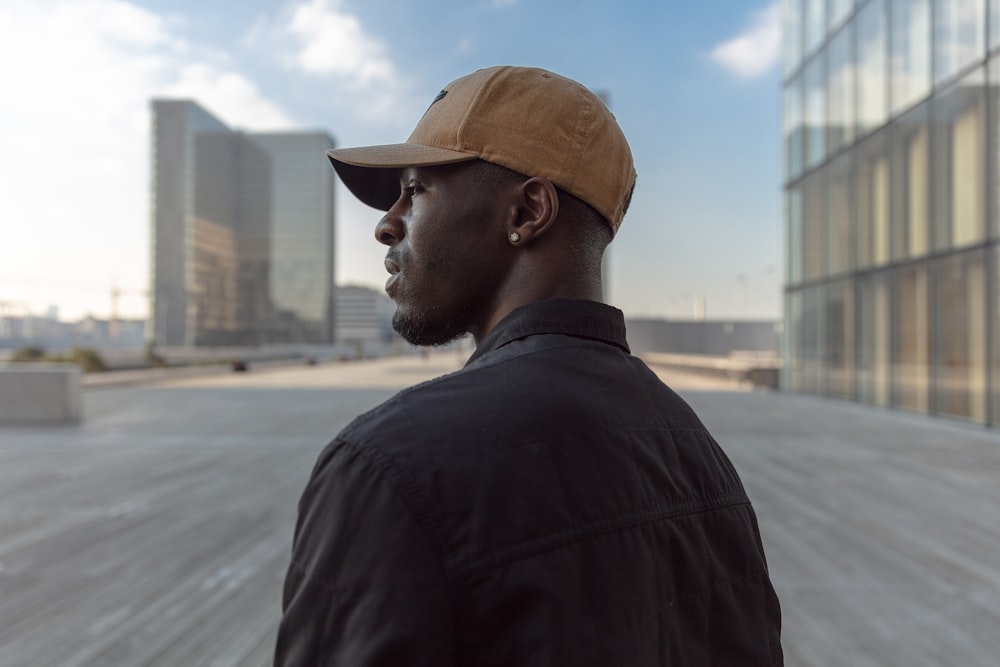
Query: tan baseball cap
327,66,636,234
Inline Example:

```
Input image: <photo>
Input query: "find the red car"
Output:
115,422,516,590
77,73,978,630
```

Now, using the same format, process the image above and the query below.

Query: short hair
474,160,614,264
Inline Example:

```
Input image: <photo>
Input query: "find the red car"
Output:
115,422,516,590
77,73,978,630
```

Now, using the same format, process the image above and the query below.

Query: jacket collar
466,298,630,365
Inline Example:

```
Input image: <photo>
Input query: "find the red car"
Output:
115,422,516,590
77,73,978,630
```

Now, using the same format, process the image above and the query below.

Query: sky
0,0,783,322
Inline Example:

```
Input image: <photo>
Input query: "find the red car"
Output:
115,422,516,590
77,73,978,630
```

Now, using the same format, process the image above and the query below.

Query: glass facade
783,0,999,425
150,100,337,346
250,133,337,344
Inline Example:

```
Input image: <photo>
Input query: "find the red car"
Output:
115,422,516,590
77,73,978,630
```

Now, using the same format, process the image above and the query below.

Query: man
275,66,782,666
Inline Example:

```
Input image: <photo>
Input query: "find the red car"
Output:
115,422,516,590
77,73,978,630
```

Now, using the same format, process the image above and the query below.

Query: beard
391,302,470,347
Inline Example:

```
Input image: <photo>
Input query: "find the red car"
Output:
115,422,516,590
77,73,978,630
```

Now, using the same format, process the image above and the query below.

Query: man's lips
384,257,401,294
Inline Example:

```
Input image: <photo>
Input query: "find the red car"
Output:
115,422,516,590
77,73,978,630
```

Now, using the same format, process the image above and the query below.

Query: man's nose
374,205,405,246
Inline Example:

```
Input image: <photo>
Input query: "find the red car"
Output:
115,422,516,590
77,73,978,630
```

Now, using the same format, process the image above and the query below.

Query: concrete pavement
1,353,998,666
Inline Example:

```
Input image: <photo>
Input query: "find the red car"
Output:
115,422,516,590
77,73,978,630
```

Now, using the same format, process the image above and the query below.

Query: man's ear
506,177,559,245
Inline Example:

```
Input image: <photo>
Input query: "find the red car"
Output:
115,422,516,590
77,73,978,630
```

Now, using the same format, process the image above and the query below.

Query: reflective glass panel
827,25,856,153
785,0,803,76
785,78,804,180
828,153,853,275
992,62,1000,237
994,247,1000,424
933,0,986,84
856,132,890,267
805,58,827,167
857,0,888,136
785,290,805,391
992,0,1000,50
890,104,931,259
932,69,987,249
891,0,931,113
830,0,854,31
935,250,987,423
805,0,826,54
801,284,824,394
894,264,930,412
803,171,828,280
858,273,891,407
824,279,855,399
787,187,804,284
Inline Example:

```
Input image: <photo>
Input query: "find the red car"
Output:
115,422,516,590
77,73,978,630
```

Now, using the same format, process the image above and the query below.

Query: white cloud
285,0,396,84
243,0,410,122
164,64,296,129
710,1,781,78
0,0,294,319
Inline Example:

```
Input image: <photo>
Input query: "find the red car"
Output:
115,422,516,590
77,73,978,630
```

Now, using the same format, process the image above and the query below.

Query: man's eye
403,185,420,197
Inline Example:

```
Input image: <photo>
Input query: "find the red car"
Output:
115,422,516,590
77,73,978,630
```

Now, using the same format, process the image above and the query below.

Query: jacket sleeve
274,439,457,667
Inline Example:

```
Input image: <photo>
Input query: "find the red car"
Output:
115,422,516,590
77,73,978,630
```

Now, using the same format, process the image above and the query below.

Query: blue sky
0,0,783,321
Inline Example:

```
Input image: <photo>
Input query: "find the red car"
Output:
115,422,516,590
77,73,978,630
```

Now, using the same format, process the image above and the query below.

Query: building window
785,0,804,76
805,0,827,55
827,24,856,154
891,0,932,114
787,187,804,285
785,289,805,391
801,284,825,394
932,68,987,250
803,170,828,280
828,152,854,276
994,246,1000,423
830,0,854,33
894,264,931,412
824,279,855,399
858,0,888,137
858,273,891,407
785,76,805,180
856,132,890,268
992,0,1000,50
994,60,1000,238
935,250,987,423
890,103,931,259
933,0,986,84
805,57,827,168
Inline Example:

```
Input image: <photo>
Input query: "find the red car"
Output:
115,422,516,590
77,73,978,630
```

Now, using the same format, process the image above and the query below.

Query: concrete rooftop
1,354,998,666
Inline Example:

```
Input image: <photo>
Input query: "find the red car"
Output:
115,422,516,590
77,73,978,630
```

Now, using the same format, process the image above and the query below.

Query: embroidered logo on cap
423,89,447,116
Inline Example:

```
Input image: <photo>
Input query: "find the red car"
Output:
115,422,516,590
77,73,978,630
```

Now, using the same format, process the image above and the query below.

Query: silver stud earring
509,232,520,244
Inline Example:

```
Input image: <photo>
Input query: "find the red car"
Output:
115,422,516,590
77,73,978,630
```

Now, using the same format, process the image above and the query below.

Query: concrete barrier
642,352,781,390
0,363,81,425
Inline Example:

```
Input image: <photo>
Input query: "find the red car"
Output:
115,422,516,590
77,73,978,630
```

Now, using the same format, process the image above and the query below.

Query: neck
470,275,603,345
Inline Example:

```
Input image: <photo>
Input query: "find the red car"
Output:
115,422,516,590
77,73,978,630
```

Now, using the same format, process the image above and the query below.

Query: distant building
0,314,145,351
149,100,336,347
334,285,396,350
626,319,781,357
782,0,997,425
251,133,337,343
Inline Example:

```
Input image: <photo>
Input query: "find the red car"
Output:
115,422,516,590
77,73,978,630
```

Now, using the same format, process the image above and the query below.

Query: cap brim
327,144,477,211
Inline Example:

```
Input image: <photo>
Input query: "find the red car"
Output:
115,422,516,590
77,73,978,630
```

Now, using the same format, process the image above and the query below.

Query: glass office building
151,100,273,347
783,0,1000,424
150,101,337,346
250,133,337,344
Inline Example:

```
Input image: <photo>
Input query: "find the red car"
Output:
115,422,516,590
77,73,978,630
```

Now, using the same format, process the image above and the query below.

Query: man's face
375,162,512,346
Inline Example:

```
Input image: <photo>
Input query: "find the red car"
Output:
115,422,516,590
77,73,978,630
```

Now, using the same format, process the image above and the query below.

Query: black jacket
275,299,782,666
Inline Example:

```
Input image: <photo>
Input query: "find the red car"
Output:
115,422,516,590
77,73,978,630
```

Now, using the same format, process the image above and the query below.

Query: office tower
782,0,997,424
250,133,337,344
150,100,336,346
333,284,395,348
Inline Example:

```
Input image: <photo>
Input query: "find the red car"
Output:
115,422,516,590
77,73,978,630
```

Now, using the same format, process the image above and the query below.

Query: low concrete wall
642,352,781,390
0,363,81,425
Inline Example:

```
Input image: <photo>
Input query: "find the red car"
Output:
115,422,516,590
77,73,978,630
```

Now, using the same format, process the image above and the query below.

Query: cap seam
455,67,507,155
561,93,595,207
